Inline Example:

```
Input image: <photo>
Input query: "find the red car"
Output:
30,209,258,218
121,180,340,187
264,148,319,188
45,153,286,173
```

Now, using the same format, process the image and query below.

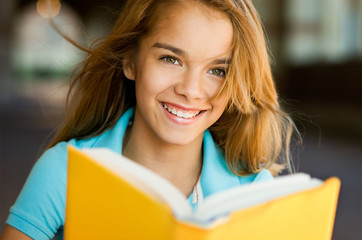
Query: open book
64,146,340,240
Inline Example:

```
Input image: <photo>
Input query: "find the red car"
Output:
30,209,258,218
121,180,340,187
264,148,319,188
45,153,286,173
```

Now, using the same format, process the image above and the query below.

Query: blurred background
0,0,361,239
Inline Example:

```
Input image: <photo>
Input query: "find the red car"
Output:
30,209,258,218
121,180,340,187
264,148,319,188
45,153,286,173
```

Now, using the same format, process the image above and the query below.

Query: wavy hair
49,0,297,176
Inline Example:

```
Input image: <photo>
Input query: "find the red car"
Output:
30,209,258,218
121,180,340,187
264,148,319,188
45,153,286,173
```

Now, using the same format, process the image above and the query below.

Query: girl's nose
174,70,205,100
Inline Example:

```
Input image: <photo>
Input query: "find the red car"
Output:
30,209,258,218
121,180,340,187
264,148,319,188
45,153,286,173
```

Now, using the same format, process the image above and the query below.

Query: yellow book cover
64,146,340,240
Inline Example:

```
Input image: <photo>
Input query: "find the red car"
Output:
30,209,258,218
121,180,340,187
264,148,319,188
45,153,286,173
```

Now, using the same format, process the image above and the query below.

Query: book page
82,148,193,218
194,173,322,224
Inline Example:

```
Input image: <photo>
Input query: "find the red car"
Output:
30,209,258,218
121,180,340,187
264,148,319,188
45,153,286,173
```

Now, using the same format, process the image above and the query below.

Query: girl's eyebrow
211,58,231,65
153,42,186,56
153,42,231,64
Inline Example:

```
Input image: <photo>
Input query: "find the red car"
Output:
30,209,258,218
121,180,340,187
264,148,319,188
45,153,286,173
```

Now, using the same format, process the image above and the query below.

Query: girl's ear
123,57,136,81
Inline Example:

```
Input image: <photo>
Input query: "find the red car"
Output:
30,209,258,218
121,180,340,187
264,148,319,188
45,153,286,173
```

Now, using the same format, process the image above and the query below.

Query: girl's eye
161,56,180,65
209,68,226,77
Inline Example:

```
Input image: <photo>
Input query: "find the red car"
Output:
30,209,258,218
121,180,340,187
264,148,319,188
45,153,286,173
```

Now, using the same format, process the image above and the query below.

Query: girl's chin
156,129,204,147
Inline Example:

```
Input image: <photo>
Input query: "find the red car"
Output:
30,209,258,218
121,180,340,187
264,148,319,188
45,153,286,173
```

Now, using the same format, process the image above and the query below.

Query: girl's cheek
206,79,225,98
144,70,173,93
154,69,178,86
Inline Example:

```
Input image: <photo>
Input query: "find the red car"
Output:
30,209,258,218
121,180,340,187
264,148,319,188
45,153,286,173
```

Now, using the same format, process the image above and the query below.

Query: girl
1,0,295,239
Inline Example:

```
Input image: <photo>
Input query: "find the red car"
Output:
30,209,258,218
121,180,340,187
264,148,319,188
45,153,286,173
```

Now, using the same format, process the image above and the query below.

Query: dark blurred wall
0,0,15,100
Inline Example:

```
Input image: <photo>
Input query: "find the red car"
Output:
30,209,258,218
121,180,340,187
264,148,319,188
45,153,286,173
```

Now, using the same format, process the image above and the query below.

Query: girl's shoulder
252,169,274,182
61,107,134,152
235,168,274,186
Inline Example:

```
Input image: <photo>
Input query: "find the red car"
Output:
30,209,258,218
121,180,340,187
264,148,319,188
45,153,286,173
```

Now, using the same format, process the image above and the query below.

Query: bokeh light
36,0,61,18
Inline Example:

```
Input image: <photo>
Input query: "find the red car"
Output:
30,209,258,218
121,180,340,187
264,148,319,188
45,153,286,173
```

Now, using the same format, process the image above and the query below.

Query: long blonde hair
49,0,297,176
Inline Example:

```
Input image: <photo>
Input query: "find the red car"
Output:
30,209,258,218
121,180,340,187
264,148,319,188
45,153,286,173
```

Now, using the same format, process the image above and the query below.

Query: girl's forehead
154,2,230,31
143,3,233,61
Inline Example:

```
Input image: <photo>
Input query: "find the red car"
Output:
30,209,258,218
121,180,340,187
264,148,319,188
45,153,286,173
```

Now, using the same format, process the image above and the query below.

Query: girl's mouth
162,103,202,119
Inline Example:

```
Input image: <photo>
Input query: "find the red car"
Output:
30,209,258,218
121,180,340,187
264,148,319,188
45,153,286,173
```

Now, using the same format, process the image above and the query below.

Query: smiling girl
1,0,296,239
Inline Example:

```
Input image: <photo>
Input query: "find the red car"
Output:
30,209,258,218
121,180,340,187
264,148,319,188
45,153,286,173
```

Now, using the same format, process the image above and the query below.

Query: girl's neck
122,120,203,197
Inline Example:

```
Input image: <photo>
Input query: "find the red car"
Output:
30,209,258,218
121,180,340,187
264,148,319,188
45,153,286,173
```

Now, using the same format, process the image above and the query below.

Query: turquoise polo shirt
6,108,273,240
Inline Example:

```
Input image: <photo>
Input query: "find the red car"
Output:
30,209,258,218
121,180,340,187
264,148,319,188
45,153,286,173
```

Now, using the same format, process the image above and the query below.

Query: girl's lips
162,102,203,112
162,103,202,119
160,102,206,124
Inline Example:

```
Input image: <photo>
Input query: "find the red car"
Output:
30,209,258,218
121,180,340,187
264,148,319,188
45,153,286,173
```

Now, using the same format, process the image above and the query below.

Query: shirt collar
199,130,241,198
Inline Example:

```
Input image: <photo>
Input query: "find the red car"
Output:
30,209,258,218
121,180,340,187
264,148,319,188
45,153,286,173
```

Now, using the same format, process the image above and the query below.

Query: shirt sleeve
6,143,68,240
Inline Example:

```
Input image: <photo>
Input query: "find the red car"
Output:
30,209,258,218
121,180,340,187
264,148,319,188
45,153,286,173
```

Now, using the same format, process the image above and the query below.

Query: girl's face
124,3,233,146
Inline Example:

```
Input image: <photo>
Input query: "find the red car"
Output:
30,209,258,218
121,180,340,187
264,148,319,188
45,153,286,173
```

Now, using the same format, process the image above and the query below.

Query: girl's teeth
177,111,183,118
163,104,200,119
